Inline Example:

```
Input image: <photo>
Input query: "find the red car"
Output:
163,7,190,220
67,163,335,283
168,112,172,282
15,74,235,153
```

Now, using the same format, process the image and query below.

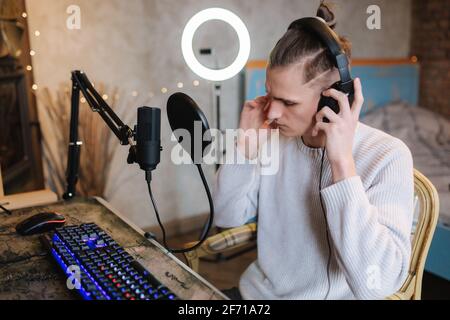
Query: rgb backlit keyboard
42,223,178,300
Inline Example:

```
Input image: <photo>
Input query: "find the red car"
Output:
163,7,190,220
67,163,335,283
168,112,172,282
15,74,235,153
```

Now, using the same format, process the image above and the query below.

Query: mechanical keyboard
41,223,178,300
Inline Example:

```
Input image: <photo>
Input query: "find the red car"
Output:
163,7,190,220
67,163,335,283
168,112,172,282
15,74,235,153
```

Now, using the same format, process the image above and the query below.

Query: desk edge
93,196,229,300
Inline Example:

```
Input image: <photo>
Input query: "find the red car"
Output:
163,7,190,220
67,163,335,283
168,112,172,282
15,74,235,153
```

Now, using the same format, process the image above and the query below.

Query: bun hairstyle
316,1,337,30
269,1,352,86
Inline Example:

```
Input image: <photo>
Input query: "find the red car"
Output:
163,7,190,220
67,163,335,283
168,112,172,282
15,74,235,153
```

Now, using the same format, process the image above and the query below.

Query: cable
144,164,215,254
319,147,332,300
196,164,214,241
146,179,169,248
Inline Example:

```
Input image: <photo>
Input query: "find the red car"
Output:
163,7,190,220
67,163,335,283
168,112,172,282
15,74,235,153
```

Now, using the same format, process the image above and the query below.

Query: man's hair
269,1,352,87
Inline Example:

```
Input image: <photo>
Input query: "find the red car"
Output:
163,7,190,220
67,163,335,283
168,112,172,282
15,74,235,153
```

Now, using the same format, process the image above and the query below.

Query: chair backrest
400,169,440,299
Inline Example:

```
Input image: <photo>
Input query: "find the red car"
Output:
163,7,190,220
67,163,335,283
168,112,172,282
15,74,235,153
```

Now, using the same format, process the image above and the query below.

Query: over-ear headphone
288,17,354,121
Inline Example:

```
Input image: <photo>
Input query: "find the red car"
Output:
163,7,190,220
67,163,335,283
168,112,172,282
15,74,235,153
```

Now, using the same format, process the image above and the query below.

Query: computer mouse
16,212,66,236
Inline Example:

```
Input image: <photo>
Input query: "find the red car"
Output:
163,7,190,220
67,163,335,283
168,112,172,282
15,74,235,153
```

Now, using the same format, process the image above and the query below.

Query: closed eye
273,97,296,107
265,88,298,107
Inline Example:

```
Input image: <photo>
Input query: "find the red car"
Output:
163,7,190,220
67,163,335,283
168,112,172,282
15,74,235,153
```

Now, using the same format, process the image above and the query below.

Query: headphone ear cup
317,79,355,123
318,94,340,123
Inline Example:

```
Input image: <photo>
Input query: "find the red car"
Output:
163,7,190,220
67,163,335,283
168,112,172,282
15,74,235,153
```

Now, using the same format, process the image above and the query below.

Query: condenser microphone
135,107,162,179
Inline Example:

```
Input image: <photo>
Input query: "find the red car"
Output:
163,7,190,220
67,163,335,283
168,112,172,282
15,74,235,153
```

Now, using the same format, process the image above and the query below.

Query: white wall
26,0,411,230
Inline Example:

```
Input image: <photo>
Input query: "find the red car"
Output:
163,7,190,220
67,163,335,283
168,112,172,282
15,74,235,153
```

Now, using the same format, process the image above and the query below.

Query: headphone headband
288,17,352,84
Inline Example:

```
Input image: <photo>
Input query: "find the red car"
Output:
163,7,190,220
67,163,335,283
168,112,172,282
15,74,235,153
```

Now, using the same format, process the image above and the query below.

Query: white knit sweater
214,123,414,300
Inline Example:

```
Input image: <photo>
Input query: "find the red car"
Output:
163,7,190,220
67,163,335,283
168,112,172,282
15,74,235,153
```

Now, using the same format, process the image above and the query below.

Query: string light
80,97,86,103
22,12,27,18
161,87,168,94
32,84,38,90
177,82,184,89
34,30,40,37
30,50,36,56
26,65,32,71
102,94,108,100
131,91,138,97
193,80,200,87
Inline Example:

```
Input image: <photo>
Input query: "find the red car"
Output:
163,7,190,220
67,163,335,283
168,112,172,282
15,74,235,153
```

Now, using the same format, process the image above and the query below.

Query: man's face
265,65,322,137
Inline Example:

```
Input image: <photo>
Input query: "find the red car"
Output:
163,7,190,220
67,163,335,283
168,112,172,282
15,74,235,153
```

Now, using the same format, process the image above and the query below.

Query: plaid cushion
208,224,257,251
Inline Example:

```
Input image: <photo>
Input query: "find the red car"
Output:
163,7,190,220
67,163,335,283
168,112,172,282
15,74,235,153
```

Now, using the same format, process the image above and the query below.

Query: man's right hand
237,95,272,160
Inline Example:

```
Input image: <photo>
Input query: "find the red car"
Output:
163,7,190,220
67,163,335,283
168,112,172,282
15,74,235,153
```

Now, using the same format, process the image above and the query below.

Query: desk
0,197,227,300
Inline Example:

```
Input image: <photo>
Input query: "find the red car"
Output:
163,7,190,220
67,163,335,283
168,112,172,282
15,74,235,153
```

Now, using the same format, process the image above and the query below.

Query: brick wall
411,0,450,118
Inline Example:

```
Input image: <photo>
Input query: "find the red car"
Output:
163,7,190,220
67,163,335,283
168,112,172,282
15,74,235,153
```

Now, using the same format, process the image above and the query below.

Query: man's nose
266,101,283,120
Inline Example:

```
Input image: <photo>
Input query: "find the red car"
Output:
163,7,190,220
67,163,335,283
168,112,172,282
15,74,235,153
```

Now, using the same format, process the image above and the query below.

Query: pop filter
164,93,215,254
167,92,212,163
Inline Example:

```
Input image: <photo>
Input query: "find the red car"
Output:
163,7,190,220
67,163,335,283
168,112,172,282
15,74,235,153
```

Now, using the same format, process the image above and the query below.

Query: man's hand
237,95,272,160
312,78,364,183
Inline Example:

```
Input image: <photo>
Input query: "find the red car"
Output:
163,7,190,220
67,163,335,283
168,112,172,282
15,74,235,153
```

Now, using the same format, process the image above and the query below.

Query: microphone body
136,107,162,173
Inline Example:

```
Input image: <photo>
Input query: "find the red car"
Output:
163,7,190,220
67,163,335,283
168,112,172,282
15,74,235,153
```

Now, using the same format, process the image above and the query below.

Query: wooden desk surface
0,197,226,300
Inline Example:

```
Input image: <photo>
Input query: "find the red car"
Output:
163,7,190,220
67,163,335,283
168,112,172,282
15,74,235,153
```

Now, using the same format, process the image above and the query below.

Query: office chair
183,169,440,300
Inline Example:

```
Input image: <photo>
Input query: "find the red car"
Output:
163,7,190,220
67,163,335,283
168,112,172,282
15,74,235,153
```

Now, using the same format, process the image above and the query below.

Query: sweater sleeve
213,146,261,228
320,142,414,300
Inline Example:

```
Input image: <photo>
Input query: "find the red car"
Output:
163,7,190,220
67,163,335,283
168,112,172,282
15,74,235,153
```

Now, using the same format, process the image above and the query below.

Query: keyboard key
153,292,163,300
159,287,169,295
